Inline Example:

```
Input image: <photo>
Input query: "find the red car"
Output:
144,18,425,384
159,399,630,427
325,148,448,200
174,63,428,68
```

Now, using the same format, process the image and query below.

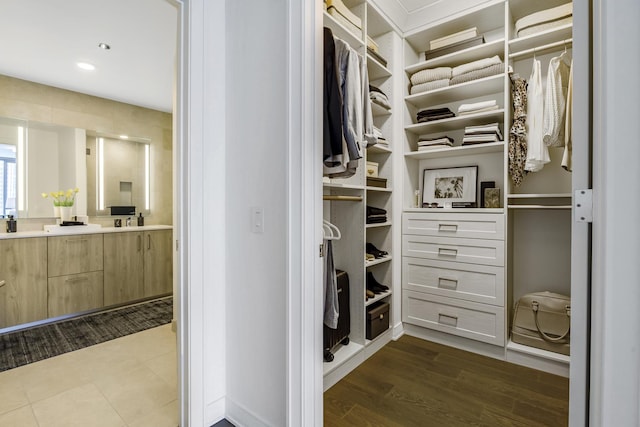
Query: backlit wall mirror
86,132,150,217
0,116,150,219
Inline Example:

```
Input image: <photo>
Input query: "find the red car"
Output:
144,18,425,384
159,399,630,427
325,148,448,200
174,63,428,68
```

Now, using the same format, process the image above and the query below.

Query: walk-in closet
321,0,588,423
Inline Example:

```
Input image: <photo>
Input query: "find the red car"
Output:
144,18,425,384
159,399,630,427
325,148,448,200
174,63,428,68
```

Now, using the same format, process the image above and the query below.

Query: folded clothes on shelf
416,107,455,123
452,55,502,77
449,62,505,86
366,205,387,224
410,67,452,86
462,122,503,145
410,79,450,95
457,99,499,116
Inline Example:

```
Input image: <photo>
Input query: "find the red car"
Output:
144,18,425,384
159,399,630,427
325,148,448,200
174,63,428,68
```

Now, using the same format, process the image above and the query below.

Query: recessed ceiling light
98,42,111,50
120,135,129,139
77,62,96,71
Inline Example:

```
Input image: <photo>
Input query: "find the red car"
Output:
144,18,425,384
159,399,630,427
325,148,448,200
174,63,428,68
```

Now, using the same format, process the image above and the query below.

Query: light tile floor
0,324,178,427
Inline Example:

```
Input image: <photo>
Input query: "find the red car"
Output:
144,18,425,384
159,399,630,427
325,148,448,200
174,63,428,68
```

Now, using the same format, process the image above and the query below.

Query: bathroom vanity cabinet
103,229,173,305
0,237,48,328
0,225,173,330
47,234,104,317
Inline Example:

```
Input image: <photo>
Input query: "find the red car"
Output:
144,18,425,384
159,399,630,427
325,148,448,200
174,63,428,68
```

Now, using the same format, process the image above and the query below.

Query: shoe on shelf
367,271,389,292
366,289,375,299
366,243,388,259
365,253,375,261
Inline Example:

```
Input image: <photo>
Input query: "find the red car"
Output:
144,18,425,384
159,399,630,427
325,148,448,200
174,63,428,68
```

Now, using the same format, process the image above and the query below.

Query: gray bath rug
0,296,172,372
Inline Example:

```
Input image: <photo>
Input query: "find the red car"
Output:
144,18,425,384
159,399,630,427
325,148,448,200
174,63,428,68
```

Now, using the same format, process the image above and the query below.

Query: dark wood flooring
324,335,569,426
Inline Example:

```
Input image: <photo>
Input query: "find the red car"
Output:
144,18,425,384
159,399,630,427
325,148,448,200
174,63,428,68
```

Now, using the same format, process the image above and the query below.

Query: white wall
224,0,288,426
591,0,640,425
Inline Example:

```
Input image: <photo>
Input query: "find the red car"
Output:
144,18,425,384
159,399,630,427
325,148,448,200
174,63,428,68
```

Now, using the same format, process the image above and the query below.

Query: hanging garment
543,50,572,147
525,59,550,172
509,75,529,186
323,27,344,168
562,59,573,171
323,239,339,329
325,37,364,178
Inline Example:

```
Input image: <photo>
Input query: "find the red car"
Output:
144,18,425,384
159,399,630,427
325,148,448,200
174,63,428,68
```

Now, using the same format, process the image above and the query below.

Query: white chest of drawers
402,212,506,346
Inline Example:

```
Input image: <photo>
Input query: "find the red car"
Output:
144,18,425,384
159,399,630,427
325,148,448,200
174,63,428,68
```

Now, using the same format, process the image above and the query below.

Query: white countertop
0,224,172,240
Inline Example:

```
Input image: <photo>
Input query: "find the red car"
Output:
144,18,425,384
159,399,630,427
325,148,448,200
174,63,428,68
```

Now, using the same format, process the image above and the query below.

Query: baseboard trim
206,396,226,426
226,397,274,427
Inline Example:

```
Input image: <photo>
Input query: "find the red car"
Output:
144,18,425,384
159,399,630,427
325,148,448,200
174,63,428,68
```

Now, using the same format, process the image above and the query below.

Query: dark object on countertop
114,218,122,228
6,215,16,233
137,212,144,226
60,221,86,226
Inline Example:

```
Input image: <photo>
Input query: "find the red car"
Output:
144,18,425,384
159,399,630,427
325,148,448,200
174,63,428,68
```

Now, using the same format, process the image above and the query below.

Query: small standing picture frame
422,166,478,208
484,187,501,208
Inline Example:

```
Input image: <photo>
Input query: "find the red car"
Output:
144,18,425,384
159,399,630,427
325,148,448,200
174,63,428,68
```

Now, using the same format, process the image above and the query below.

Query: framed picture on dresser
422,165,478,208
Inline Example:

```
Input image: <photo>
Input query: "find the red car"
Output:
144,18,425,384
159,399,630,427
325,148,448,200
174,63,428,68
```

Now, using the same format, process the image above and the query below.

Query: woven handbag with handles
511,291,571,355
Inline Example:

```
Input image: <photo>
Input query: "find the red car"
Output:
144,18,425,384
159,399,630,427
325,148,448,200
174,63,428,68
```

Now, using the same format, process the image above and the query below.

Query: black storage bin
323,270,350,362
366,301,389,340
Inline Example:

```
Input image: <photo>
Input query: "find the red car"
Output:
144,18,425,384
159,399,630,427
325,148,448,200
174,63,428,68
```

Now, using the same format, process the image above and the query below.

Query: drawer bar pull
438,277,458,289
438,248,458,257
438,223,458,232
438,313,458,327
65,239,88,243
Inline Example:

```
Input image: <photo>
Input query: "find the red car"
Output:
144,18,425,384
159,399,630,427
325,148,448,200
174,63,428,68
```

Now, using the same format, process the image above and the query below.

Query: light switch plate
251,206,264,233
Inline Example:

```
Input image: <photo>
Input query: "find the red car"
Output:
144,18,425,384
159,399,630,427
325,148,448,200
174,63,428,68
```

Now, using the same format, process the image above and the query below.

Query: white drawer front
402,257,504,306
403,235,504,266
403,291,505,346
403,212,504,240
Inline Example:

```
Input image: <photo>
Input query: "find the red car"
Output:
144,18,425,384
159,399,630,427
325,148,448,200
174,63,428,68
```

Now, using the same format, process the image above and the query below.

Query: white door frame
287,0,324,425
569,0,591,425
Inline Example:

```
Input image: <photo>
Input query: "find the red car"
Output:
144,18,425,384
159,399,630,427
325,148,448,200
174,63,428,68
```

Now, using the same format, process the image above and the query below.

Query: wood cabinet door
0,237,48,328
47,234,103,277
47,271,104,318
143,230,173,297
103,232,144,306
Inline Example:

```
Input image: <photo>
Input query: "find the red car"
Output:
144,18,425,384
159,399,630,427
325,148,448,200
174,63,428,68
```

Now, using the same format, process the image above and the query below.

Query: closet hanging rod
509,38,573,60
323,195,363,201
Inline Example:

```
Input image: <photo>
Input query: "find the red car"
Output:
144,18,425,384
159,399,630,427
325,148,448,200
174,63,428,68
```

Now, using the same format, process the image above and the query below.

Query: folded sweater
410,67,452,85
449,62,505,86
410,79,450,95
452,55,502,77
458,99,497,114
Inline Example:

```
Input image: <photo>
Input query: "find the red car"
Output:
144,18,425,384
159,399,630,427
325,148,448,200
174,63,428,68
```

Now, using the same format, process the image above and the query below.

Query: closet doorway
314,1,592,425
0,0,184,425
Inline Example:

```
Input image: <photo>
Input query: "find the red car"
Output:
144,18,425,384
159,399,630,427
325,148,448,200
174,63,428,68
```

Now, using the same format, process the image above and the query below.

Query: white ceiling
0,0,438,114
0,0,177,113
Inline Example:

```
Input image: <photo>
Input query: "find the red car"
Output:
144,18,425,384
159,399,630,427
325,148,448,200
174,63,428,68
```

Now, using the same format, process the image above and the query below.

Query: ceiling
0,0,177,113
0,1,437,114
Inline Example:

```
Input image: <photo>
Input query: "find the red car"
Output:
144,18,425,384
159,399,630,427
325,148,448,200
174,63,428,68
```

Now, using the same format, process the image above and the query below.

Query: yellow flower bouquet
42,188,80,207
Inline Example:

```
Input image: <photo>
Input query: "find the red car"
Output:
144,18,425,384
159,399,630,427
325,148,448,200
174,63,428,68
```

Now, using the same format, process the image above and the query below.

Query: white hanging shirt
525,58,550,172
562,59,573,171
543,51,572,147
